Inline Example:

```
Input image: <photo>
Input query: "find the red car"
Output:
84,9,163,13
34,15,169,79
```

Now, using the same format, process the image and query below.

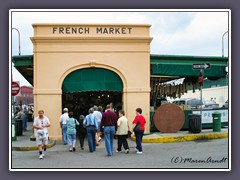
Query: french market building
12,24,228,141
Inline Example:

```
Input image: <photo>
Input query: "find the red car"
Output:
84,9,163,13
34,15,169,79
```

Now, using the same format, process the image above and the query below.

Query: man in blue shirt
83,108,98,152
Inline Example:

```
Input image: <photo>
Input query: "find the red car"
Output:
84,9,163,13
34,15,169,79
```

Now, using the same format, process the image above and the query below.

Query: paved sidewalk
131,127,228,143
11,122,228,151
12,122,56,151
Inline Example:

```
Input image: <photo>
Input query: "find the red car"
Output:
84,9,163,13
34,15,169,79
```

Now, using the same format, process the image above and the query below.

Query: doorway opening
62,91,122,118
61,67,124,118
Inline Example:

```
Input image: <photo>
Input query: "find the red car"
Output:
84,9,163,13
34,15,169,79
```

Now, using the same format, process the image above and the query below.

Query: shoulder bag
75,119,79,130
133,116,142,132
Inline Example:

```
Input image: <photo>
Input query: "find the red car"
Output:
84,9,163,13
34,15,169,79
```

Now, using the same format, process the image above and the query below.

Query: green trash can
27,113,33,122
15,118,23,136
12,120,17,141
150,107,158,132
212,112,221,132
181,110,192,130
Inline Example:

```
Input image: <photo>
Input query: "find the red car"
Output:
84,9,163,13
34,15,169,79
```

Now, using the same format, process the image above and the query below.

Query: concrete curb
131,133,228,143
12,140,56,151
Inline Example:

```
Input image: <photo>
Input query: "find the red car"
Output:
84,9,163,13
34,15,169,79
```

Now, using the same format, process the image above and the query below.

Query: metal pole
200,69,204,118
12,28,21,56
11,28,21,115
222,31,228,57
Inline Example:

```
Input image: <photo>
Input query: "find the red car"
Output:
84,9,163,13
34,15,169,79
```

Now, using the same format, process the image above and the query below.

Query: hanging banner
192,109,228,124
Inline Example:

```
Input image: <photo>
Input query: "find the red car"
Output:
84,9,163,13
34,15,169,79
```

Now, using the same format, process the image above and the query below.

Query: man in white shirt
59,108,69,145
93,105,102,145
33,110,51,159
116,110,130,154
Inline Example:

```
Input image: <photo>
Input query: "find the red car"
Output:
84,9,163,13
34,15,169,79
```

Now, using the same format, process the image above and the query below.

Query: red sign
12,82,20,96
198,72,203,86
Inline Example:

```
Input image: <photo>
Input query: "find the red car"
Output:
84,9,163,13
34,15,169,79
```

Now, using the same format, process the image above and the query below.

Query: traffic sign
12,82,20,96
192,63,211,70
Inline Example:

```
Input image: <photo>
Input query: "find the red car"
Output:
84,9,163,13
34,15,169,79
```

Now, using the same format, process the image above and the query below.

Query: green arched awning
62,68,123,93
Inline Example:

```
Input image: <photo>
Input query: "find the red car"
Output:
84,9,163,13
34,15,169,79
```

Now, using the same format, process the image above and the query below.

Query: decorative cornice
33,89,62,95
30,37,153,43
32,23,152,27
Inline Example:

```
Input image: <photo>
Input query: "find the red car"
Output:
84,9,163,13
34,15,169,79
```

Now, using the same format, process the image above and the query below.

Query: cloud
151,12,229,56
11,11,229,56
10,10,229,85
11,11,151,55
151,12,196,34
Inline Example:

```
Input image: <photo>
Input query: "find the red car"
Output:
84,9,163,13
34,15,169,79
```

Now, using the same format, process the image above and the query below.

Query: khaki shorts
36,135,48,146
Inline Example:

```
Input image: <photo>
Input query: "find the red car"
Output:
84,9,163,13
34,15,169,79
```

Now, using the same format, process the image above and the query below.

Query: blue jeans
67,134,76,147
97,121,101,132
135,130,144,152
62,124,67,144
87,126,96,152
104,126,115,156
22,115,27,130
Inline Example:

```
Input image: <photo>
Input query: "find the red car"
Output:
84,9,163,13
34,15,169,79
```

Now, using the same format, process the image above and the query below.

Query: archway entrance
62,68,123,118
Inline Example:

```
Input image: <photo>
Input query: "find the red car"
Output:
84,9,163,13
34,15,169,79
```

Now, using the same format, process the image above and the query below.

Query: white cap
63,108,68,112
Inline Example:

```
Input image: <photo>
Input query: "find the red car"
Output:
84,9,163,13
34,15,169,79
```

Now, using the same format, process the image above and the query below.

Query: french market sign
32,24,151,38
52,27,133,35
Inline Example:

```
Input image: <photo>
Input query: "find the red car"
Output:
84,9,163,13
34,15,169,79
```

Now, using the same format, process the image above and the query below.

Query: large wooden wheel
153,103,185,133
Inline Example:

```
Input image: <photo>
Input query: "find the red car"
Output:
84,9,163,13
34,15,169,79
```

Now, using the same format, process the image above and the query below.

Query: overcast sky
10,10,229,86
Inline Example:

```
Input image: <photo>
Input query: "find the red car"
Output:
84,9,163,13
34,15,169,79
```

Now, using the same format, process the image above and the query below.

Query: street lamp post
222,31,228,57
221,31,229,87
12,28,21,56
11,28,21,111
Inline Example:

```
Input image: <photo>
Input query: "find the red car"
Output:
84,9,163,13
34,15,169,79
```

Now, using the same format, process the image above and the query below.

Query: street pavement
11,138,229,169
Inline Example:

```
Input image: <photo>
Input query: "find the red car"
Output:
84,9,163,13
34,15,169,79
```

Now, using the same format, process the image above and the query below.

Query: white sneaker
116,150,120,153
42,152,45,157
39,154,43,159
125,149,129,154
136,151,143,155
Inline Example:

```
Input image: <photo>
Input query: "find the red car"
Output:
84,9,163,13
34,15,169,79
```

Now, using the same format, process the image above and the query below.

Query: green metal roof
12,54,228,86
150,54,228,65
150,54,228,78
12,55,34,85
12,55,33,66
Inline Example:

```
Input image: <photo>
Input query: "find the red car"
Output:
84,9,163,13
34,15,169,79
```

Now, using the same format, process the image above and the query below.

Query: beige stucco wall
31,24,152,140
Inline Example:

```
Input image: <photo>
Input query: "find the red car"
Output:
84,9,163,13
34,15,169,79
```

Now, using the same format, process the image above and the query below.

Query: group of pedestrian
59,108,87,151
33,105,146,160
